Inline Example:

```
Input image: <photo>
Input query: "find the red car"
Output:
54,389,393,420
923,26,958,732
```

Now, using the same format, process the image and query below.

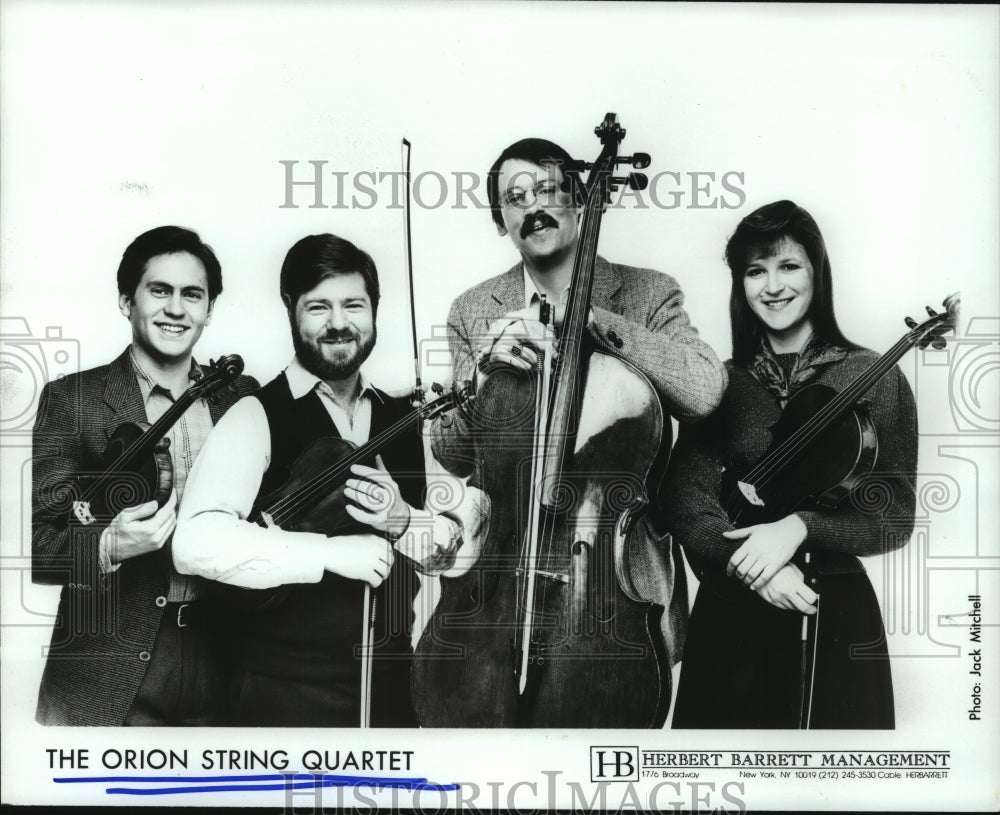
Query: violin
722,296,958,528
251,387,466,536
71,354,245,525
412,114,671,727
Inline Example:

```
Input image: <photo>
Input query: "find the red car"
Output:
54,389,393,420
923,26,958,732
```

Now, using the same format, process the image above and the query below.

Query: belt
166,601,201,628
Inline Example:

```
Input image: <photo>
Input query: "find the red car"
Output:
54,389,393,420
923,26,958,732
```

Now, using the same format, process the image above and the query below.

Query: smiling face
742,237,815,353
496,158,579,269
291,271,376,382
119,251,213,366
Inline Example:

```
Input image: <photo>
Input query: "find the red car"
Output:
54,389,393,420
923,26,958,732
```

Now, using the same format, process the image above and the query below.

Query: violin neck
832,333,915,412
101,381,207,480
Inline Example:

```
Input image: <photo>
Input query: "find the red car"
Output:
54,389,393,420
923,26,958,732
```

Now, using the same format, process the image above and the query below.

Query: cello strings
534,150,610,611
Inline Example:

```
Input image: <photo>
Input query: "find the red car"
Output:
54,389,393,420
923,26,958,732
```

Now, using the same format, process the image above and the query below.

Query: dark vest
228,373,425,685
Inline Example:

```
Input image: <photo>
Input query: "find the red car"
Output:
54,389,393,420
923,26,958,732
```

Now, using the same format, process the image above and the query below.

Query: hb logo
590,746,639,782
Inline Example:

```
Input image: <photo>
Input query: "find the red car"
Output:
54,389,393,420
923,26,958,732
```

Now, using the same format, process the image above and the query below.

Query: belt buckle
176,603,191,628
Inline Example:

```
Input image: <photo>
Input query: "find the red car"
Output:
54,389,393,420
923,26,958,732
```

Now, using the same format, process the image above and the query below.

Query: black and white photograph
1,1,997,810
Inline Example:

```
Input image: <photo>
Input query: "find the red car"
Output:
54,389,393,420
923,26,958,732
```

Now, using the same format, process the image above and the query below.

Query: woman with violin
667,200,919,729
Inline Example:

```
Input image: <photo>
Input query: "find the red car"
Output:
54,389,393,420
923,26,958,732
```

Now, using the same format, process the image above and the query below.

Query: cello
412,114,671,727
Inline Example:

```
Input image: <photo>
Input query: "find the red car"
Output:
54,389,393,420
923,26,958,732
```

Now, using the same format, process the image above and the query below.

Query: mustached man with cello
419,131,727,727
32,226,259,725
174,234,485,727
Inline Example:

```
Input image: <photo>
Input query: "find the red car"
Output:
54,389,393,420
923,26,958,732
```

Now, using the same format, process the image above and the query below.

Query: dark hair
117,226,223,301
279,233,380,315
487,137,576,230
724,200,857,362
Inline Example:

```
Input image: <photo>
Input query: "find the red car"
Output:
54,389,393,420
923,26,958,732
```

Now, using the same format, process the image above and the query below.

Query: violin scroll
424,379,476,428
206,354,245,384
906,293,960,351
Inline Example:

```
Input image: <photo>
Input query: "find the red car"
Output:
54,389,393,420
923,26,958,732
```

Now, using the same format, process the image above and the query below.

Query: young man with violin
174,233,483,727
31,226,259,726
424,137,727,722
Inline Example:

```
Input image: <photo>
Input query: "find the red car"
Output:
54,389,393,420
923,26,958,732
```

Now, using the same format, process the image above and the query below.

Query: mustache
520,212,558,239
319,328,359,343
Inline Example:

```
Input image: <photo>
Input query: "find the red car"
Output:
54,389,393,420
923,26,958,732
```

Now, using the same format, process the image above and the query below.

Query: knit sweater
665,349,917,574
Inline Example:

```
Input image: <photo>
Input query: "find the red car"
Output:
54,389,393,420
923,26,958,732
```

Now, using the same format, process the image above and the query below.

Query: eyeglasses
501,180,563,209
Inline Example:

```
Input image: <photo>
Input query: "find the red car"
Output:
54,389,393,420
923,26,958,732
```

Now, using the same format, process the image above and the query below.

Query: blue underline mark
53,773,460,796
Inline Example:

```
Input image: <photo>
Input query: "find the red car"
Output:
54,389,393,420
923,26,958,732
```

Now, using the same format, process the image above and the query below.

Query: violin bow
401,137,424,409
359,137,425,727
360,582,375,728
517,295,554,694
797,552,821,728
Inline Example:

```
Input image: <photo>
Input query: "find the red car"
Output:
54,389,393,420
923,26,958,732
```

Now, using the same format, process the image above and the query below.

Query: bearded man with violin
421,135,727,727
31,226,259,726
174,233,484,727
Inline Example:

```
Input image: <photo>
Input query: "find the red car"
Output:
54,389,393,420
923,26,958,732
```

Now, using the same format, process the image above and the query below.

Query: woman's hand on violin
105,490,178,564
345,458,412,540
724,514,807,590
478,307,554,373
325,533,394,587
754,563,818,615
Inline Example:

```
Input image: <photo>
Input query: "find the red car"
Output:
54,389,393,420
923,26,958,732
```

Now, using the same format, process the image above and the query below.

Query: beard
293,323,377,381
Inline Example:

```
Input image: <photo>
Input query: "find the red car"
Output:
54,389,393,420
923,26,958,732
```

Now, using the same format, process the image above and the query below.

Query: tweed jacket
31,347,258,725
429,257,727,665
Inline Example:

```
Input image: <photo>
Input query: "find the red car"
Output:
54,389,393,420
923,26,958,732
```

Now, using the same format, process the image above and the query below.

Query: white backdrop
2,2,997,811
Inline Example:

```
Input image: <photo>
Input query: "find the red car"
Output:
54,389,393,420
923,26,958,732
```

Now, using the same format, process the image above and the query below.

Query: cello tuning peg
926,305,938,317
904,316,918,329
611,174,648,191
628,173,648,191
617,153,651,170
431,381,444,395
932,338,947,350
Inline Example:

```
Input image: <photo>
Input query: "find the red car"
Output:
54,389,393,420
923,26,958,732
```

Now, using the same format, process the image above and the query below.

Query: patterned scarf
748,333,848,408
